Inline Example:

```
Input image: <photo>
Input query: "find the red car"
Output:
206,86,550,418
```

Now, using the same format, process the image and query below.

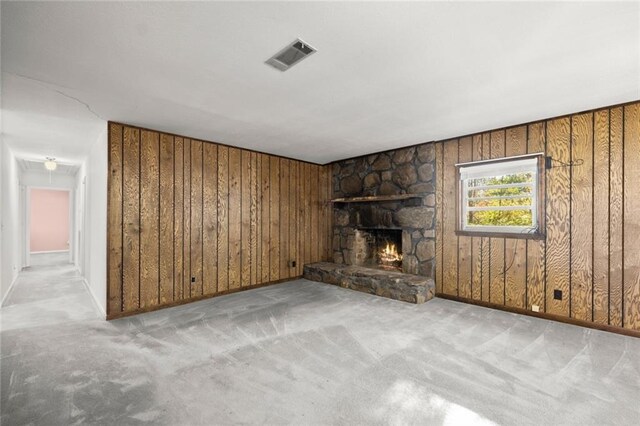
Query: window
456,154,544,238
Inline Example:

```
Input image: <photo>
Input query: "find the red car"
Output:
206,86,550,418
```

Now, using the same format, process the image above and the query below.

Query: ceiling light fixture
44,157,57,171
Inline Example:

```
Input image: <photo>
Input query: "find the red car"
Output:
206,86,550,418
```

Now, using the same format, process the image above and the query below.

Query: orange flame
379,243,402,263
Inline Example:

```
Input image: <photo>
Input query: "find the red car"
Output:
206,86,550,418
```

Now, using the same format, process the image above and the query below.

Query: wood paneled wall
107,123,332,318
435,101,640,332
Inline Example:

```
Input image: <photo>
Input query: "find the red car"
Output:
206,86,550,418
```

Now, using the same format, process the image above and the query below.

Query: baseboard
107,276,301,320
1,274,20,307
30,250,70,254
82,278,106,319
436,293,640,339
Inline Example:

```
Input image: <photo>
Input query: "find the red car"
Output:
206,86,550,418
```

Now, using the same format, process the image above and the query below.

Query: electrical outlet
553,289,562,300
532,304,540,313
191,277,196,283
289,260,297,268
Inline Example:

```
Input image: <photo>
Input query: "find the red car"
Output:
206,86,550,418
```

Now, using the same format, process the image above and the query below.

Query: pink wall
30,189,70,252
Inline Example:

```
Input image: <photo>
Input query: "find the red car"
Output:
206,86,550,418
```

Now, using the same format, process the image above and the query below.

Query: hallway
3,265,640,425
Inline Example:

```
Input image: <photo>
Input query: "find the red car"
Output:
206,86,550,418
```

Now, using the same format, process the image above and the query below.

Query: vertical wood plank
139,130,159,309
570,112,593,321
228,147,242,290
470,134,483,301
481,133,492,302
270,156,281,281
183,139,191,299
173,138,184,300
122,127,140,312
435,142,444,293
203,142,218,296
289,160,299,276
303,163,312,267
310,165,320,262
260,154,271,283
297,162,305,274
107,124,123,314
250,152,259,286
159,133,174,305
489,130,506,305
217,146,229,292
592,109,610,324
526,122,546,311
442,139,458,295
546,117,571,317
241,150,252,287
280,159,290,277
457,137,472,298
190,140,204,297
504,125,527,309
609,107,624,327
623,104,640,330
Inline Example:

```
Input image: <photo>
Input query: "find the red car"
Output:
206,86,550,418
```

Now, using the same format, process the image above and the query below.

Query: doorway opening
28,188,72,267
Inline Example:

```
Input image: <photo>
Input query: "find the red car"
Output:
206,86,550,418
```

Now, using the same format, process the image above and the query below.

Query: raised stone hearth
304,262,435,304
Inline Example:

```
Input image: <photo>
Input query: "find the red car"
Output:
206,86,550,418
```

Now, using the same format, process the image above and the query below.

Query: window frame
455,153,545,240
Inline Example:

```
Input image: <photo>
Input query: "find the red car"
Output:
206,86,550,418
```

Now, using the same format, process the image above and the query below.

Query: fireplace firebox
353,229,403,271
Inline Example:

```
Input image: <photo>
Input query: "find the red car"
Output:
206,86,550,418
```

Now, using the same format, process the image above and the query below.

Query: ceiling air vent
265,39,316,71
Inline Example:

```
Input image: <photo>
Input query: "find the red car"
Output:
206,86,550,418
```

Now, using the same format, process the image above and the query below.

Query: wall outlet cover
553,289,562,300
532,304,540,312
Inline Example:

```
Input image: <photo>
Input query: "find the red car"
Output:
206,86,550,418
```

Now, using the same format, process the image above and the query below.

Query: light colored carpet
2,264,639,425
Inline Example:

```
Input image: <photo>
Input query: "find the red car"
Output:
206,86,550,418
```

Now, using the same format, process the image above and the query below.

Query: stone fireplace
331,144,437,279
304,144,437,304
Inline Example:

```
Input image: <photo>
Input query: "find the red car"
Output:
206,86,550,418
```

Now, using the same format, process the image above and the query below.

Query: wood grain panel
190,140,204,297
310,165,320,262
107,124,123,315
442,139,458,295
203,143,218,295
489,130,506,305
122,127,140,312
592,109,609,324
431,101,640,333
108,122,332,318
241,150,252,287
457,137,472,298
140,130,160,309
544,118,571,316
183,139,191,299
435,142,444,293
570,113,593,321
217,146,229,292
623,104,640,329
269,156,280,281
280,159,290,278
228,147,242,290
504,126,527,309
250,152,259,285
526,122,546,311
289,160,299,276
470,134,483,301
481,133,491,302
173,138,184,300
260,154,271,284
159,133,174,305
609,107,624,327
305,163,312,267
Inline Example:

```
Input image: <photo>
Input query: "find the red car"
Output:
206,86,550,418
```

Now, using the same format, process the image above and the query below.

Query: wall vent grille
265,39,316,71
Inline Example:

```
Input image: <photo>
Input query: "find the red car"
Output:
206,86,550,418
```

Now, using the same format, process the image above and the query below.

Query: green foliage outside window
466,173,534,227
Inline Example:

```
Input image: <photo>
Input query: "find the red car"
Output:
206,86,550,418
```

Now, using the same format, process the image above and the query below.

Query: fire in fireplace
354,229,403,271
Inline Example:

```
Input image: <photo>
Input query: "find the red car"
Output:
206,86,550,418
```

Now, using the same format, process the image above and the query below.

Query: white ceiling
2,1,639,164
